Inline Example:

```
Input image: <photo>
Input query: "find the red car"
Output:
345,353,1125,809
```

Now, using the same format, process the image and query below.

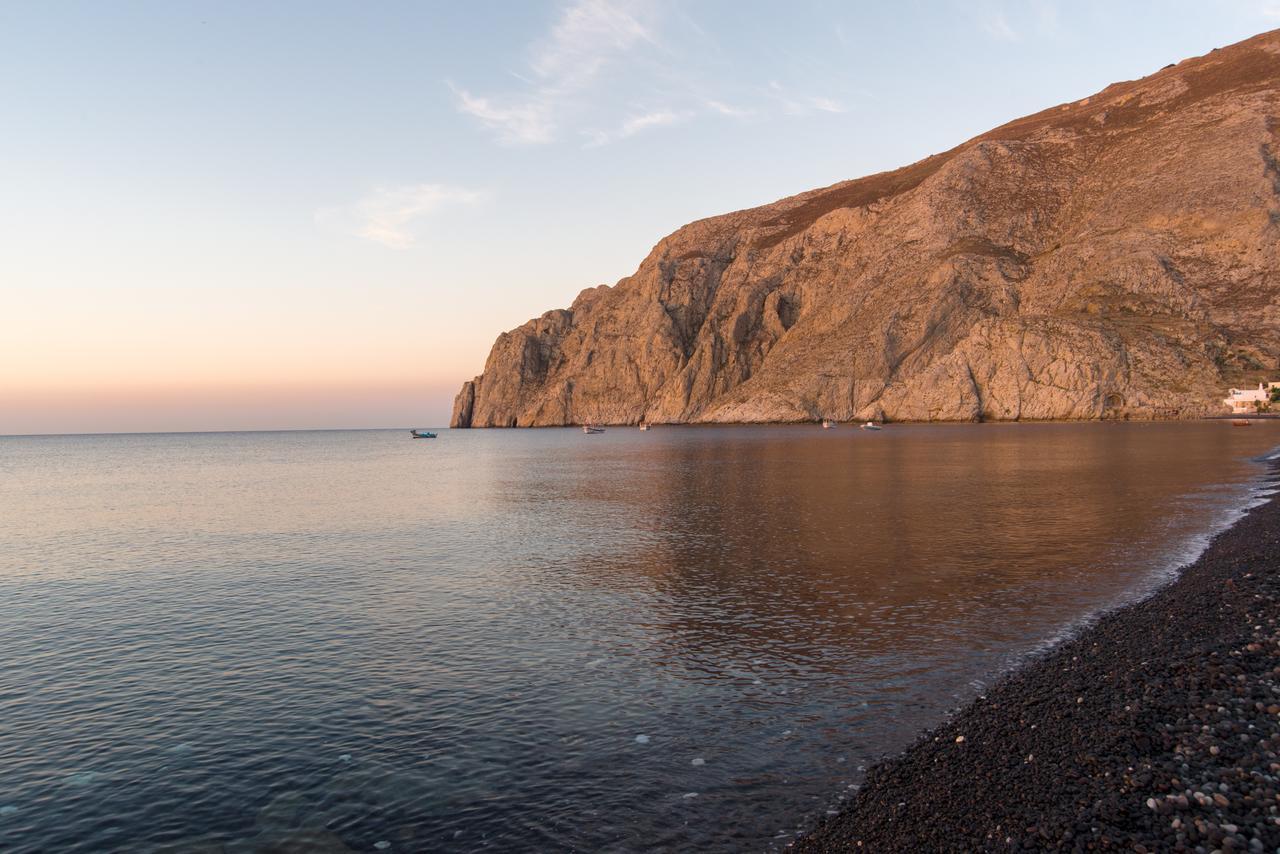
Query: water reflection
0,423,1276,852
541,424,1273,675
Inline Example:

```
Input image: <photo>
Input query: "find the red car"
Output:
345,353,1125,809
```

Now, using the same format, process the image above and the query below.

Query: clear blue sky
2,1,1277,433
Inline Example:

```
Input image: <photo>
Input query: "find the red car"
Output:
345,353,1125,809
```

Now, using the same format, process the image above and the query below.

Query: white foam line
1006,451,1280,668
810,446,1280,830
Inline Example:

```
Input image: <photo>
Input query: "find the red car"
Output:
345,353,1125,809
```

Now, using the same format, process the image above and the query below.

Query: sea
2,422,1278,852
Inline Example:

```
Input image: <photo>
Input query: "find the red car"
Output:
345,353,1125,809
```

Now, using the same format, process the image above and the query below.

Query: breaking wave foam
1009,444,1280,667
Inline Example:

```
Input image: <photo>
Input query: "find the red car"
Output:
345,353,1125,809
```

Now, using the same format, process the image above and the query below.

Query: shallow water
1,422,1278,852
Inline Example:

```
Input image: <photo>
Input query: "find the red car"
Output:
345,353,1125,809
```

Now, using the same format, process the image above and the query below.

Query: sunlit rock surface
454,30,1280,427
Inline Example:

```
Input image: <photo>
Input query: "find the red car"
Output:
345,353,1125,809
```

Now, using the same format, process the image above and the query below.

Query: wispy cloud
1259,0,1280,18
450,0,849,147
584,108,688,147
806,96,845,114
766,81,846,116
979,10,1020,42
968,1,1063,41
706,99,754,118
317,185,485,249
452,0,655,145
531,0,653,83
449,84,554,145
1033,0,1061,34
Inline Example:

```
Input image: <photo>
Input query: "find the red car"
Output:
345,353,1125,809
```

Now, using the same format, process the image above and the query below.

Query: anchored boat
410,429,437,439
582,425,605,434
861,421,883,431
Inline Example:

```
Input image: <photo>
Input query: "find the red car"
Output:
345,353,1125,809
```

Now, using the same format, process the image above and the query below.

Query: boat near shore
582,425,605,434
410,429,437,439
861,422,882,431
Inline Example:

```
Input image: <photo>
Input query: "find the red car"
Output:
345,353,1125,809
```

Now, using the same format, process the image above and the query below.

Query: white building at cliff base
1224,382,1279,413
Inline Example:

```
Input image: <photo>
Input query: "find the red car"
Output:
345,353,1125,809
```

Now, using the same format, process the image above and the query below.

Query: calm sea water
1,422,1278,852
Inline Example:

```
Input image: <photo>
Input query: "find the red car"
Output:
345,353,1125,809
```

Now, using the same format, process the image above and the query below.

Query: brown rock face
453,30,1280,427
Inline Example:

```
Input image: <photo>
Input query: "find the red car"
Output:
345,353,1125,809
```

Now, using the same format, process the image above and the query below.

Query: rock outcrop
453,30,1280,427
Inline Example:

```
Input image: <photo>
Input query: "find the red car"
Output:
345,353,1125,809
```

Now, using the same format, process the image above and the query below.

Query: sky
2,1,1278,434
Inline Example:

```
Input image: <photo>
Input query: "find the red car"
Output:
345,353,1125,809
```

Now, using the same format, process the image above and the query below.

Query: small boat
860,421,883,431
822,420,834,429
1232,419,1252,427
410,429,437,439
583,425,605,434
638,423,650,431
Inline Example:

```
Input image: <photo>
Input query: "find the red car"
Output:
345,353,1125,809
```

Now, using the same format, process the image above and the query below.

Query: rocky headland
453,30,1280,428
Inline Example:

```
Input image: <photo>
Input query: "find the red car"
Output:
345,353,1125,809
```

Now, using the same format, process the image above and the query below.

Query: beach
795,460,1280,852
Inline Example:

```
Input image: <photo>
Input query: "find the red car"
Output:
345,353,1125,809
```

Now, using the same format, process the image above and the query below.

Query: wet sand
795,462,1280,852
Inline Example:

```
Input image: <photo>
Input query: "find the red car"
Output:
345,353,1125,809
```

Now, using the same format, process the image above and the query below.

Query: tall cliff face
453,31,1280,428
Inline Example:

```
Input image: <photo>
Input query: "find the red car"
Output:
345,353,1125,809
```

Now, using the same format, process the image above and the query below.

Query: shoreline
793,457,1280,852
452,415,1279,429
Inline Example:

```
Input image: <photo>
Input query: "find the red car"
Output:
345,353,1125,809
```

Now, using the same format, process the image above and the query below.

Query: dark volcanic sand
794,463,1280,853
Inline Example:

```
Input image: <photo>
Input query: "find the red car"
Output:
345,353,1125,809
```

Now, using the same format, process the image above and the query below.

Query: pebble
634,735,650,745
691,758,706,766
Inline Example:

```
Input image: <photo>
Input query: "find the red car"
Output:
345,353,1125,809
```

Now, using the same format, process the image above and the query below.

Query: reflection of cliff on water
6,423,1280,853
508,423,1278,686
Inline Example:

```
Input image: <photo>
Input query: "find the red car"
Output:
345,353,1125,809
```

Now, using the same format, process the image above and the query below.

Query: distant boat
638,423,650,431
410,429,437,439
583,425,605,434
861,421,883,431
822,420,834,429
1232,419,1252,427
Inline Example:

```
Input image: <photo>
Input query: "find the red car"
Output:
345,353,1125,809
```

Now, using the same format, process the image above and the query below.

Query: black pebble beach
795,461,1280,852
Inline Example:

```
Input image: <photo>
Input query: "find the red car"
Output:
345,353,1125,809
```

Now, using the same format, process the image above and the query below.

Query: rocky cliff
453,30,1280,427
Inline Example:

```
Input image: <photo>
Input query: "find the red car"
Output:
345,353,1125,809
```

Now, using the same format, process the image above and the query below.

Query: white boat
583,425,605,434
861,421,882,431
822,420,834,429
638,423,650,431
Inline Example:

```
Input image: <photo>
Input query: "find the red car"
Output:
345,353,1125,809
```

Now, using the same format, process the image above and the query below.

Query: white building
1223,382,1279,413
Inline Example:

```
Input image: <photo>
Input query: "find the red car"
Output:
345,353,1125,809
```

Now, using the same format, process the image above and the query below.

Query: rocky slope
453,30,1280,428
